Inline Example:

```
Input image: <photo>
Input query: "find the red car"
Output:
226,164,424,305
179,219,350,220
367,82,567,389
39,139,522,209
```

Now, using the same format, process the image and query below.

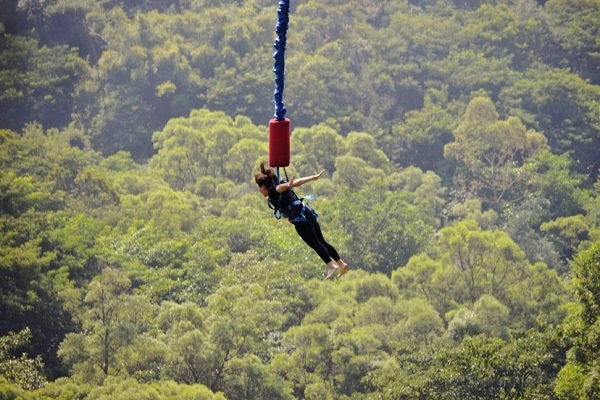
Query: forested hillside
1,0,599,399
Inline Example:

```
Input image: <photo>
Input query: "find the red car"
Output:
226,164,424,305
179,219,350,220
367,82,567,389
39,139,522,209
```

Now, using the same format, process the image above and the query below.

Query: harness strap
268,167,300,220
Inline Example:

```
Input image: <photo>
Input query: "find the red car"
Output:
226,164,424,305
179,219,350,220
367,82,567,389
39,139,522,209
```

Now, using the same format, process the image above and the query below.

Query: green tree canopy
445,96,548,210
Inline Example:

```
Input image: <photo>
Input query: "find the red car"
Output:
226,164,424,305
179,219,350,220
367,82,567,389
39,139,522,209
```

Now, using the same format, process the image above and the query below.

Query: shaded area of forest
1,0,600,399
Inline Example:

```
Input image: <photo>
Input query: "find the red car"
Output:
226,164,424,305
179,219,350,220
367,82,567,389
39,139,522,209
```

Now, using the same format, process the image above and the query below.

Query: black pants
293,211,340,264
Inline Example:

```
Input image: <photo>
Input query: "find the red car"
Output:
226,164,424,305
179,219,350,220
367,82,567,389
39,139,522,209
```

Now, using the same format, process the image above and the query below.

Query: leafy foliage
556,242,600,399
0,328,46,390
0,0,598,398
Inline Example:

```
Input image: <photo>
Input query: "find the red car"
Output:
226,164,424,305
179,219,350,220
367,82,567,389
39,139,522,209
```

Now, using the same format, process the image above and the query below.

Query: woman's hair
254,161,278,188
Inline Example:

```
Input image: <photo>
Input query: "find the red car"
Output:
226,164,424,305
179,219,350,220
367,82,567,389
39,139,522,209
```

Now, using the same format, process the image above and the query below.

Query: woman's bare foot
324,262,339,280
337,260,348,277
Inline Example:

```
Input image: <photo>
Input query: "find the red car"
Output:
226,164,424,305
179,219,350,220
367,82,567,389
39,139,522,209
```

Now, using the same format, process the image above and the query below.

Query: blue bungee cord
270,0,291,182
273,0,289,122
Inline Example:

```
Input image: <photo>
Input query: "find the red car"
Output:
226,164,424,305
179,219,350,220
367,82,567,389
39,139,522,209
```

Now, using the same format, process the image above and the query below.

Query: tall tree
58,268,155,383
393,220,568,330
444,96,548,211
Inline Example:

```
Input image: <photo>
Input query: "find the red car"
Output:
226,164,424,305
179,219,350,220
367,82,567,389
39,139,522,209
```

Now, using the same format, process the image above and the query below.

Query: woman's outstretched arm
276,169,325,193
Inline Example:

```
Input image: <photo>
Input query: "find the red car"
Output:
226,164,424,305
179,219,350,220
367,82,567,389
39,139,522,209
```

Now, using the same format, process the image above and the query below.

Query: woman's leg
294,221,338,279
305,210,341,261
310,217,348,276
294,221,332,264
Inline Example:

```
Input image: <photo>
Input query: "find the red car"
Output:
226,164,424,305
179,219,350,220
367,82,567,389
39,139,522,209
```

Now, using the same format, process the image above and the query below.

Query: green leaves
573,242,600,325
150,109,264,190
1,1,598,398
394,220,568,333
58,268,152,381
0,35,90,131
546,0,600,84
445,96,547,209
0,328,46,390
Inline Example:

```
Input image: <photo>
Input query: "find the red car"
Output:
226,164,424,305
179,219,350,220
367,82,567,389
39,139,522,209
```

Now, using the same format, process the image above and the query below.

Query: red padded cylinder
268,118,291,167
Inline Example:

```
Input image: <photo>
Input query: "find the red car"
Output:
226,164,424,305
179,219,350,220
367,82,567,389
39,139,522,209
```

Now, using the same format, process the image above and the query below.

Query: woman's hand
278,169,326,191
287,176,295,188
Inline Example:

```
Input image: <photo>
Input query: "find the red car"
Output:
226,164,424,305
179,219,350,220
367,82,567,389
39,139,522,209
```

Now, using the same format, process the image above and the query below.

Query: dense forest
1,0,599,398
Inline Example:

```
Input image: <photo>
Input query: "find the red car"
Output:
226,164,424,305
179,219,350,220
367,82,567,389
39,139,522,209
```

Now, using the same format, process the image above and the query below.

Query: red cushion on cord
268,118,290,167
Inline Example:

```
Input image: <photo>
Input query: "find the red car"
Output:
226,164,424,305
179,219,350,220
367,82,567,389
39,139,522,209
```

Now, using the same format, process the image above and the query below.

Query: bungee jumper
254,0,348,280
254,162,348,280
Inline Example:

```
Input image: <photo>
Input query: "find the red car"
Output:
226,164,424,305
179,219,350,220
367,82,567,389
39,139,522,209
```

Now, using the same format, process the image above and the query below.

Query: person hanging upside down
254,161,348,280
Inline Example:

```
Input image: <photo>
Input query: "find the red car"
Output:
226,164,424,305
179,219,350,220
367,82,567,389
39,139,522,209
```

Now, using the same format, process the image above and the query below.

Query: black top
268,185,295,213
